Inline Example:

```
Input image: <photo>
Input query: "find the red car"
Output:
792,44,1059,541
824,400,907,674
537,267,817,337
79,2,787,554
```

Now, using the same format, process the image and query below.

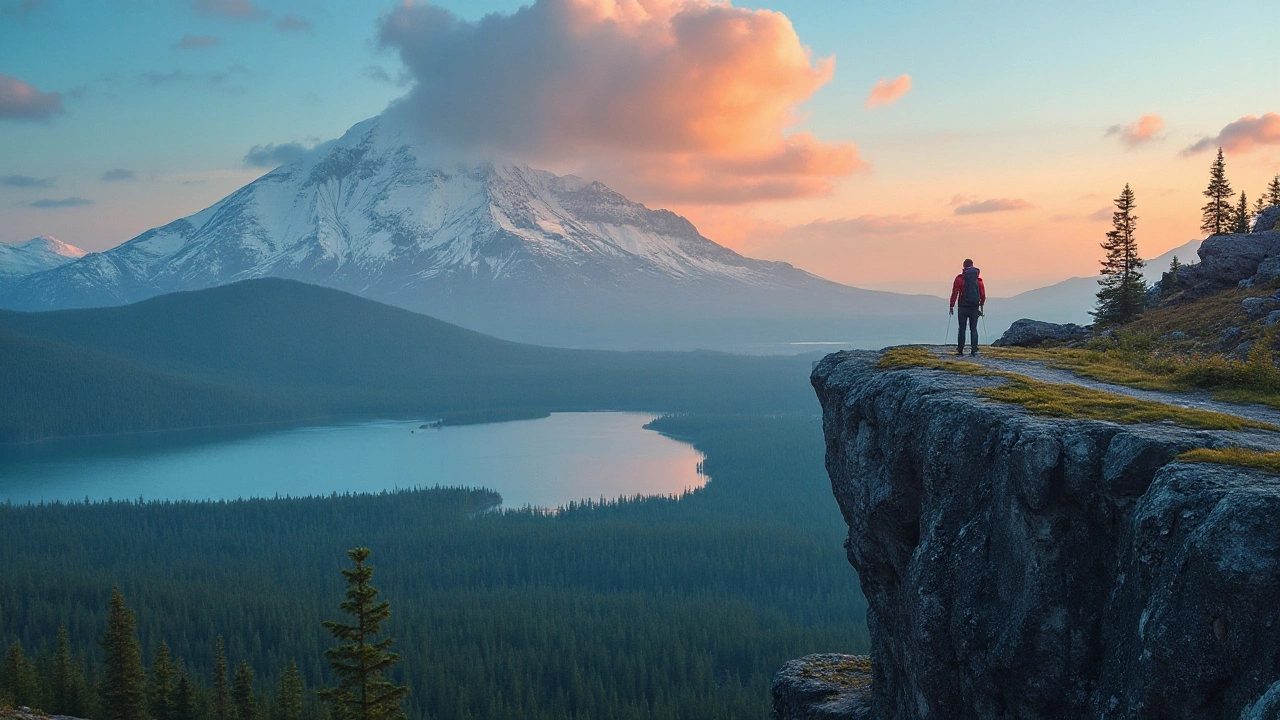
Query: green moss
1175,447,1280,473
796,656,873,688
877,346,1278,431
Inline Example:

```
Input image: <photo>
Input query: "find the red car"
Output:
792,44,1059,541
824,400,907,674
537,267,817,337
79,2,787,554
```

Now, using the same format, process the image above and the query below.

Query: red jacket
950,268,986,308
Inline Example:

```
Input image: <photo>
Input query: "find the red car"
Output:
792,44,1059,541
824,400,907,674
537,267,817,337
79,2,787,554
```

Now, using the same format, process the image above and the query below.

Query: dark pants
957,306,980,352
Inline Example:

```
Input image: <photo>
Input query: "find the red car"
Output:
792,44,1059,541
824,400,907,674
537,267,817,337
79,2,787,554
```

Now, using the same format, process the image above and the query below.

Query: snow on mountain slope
0,236,86,282
1,115,944,350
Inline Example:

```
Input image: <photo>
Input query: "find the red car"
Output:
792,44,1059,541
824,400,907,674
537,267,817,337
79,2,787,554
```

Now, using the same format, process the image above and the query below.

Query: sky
2,0,1279,295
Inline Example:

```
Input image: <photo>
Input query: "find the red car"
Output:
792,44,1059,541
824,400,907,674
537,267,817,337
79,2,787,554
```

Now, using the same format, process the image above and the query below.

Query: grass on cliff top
878,346,1278,431
978,284,1280,408
1175,447,1280,474
795,656,872,688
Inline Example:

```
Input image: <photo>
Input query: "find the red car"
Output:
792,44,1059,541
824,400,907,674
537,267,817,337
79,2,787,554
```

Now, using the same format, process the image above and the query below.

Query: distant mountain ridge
0,116,942,351
0,236,85,283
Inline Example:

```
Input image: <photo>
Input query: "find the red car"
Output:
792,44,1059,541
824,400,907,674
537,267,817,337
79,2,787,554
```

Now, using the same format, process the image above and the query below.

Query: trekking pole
942,311,952,346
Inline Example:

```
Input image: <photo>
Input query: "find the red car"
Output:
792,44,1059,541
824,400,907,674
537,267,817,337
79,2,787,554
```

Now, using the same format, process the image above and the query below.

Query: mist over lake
0,412,706,508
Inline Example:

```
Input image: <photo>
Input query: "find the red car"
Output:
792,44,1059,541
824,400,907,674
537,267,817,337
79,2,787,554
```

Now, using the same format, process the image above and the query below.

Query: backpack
961,269,981,306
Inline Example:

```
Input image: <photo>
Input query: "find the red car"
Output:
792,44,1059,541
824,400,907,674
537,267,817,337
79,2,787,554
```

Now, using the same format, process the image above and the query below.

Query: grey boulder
993,319,1090,347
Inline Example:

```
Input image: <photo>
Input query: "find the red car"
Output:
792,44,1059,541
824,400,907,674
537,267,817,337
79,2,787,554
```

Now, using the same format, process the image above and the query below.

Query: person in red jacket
949,259,986,356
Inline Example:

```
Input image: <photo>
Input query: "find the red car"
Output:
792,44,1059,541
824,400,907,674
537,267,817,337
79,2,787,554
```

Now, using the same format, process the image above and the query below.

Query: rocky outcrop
1170,230,1280,297
992,319,1091,347
771,655,874,720
1255,205,1280,233
808,351,1280,719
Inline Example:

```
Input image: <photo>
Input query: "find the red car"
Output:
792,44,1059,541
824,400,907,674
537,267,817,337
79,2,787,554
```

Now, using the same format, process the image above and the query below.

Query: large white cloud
378,0,863,204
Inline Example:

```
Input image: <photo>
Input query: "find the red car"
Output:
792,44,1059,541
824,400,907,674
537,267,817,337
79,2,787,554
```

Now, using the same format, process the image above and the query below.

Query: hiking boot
955,349,964,356
970,349,979,357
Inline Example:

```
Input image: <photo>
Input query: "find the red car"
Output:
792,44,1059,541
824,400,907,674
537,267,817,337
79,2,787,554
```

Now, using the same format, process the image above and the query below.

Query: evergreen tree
2,641,40,709
1234,191,1252,233
1200,148,1234,235
172,669,199,720
1255,194,1268,216
1161,255,1182,298
52,626,89,716
99,588,149,720
149,641,176,720
274,662,303,720
213,637,231,720
1094,183,1147,324
232,661,257,720
1269,174,1280,207
318,548,408,720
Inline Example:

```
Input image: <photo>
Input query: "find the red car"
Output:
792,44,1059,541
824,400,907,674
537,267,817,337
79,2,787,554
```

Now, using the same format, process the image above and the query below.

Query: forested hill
0,279,817,442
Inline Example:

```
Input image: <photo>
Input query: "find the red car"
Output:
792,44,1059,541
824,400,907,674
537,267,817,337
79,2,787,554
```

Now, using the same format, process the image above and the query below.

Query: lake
0,412,706,508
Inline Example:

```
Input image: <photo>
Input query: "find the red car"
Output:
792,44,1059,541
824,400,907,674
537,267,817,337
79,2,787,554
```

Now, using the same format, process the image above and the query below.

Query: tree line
1092,149,1280,326
2,551,406,720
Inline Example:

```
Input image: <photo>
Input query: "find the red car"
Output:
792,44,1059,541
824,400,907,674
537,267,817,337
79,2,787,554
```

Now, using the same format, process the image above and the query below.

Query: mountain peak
0,235,88,281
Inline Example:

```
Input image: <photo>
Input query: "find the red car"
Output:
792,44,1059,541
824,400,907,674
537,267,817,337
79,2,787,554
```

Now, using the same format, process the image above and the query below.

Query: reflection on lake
0,413,706,509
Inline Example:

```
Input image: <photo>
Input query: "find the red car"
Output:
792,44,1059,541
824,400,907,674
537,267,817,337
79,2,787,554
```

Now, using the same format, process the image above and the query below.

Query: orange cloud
379,0,860,203
1106,113,1164,147
1185,112,1280,155
864,74,911,109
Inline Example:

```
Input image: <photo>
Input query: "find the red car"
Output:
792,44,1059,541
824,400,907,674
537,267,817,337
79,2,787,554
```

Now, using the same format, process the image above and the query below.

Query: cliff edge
804,349,1280,720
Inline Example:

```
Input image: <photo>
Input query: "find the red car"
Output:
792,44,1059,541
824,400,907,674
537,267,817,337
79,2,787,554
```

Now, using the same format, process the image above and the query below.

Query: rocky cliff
803,350,1280,719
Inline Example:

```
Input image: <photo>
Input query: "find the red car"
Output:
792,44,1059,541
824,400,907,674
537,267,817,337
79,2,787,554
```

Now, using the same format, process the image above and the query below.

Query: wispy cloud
275,13,313,33
865,74,912,109
0,0,44,20
379,0,862,204
175,34,219,49
1087,206,1113,222
243,142,314,168
30,197,94,208
1184,112,1280,155
953,198,1032,215
193,0,267,20
1,174,54,188
101,169,137,181
0,73,63,121
1105,113,1164,148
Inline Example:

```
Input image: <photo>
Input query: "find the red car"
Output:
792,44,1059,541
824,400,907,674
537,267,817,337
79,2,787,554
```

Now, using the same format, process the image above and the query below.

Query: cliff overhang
807,349,1280,719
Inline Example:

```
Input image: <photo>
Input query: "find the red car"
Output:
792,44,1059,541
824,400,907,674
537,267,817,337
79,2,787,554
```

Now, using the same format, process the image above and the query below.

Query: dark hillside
0,325,300,443
0,279,817,441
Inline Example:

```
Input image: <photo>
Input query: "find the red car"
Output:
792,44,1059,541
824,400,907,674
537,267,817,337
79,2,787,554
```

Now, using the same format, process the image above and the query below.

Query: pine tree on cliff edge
1094,183,1146,325
1200,148,1234,235
319,548,408,720
1269,174,1280,207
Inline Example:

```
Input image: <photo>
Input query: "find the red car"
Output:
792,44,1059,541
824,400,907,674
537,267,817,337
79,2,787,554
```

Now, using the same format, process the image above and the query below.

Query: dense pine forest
0,413,867,719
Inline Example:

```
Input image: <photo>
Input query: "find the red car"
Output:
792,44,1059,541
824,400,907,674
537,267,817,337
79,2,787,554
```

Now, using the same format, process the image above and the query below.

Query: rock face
1255,205,1280,233
1170,230,1280,298
809,351,1280,719
992,319,1090,347
771,654,874,720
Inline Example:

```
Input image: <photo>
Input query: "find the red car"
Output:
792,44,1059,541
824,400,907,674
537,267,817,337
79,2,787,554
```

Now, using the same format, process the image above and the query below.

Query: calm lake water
0,413,706,508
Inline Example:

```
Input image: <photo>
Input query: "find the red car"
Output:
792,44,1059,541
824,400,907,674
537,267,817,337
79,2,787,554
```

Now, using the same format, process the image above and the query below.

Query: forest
0,413,867,720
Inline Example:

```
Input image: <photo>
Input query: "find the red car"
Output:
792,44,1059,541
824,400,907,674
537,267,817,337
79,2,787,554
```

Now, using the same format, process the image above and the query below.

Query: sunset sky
2,0,1278,295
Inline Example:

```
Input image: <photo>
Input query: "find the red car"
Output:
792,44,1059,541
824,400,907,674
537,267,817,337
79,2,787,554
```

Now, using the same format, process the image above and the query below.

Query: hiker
949,259,986,356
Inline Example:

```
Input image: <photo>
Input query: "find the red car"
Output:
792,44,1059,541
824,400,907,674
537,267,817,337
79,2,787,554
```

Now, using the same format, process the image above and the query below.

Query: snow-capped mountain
1,116,943,350
0,236,86,284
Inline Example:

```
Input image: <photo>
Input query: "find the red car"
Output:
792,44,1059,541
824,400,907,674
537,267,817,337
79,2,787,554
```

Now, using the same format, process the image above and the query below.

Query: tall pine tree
172,669,199,720
318,548,408,720
232,661,258,720
1234,191,1252,233
212,637,231,720
1200,148,1234,235
2,641,40,709
1269,174,1280,207
1094,183,1147,325
52,626,90,717
274,661,304,720
99,588,148,720
149,641,176,720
